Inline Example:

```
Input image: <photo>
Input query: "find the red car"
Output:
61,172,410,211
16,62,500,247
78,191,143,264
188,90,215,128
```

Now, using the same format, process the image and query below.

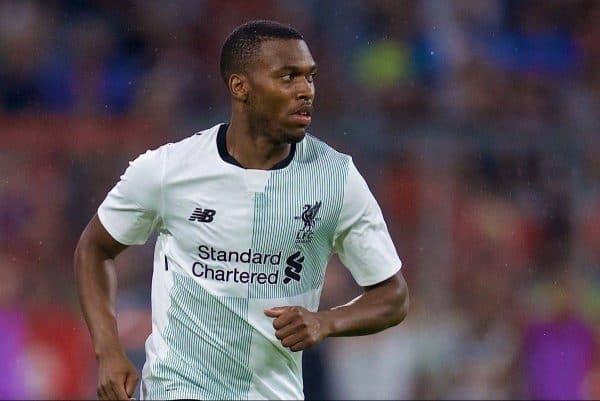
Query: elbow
390,278,410,327
397,285,409,324
73,236,88,276
369,273,410,330
73,230,96,277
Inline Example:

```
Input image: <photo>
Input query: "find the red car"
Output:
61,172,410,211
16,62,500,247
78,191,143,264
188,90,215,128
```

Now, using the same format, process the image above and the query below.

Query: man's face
244,39,317,144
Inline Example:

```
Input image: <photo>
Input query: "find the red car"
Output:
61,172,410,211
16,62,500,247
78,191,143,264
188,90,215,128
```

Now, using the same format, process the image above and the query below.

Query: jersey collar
217,123,296,170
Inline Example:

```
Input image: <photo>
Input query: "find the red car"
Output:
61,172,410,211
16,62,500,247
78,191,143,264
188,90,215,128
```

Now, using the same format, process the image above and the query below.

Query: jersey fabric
98,123,402,400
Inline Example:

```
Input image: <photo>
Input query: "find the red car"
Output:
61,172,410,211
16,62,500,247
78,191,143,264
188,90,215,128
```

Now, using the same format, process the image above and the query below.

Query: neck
226,113,292,170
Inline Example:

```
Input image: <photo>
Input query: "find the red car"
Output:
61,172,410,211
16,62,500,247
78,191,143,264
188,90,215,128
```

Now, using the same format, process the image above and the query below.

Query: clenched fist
264,306,331,352
96,350,139,400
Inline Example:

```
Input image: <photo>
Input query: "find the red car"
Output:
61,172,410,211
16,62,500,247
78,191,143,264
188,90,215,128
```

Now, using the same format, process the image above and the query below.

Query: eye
281,74,293,82
306,73,317,83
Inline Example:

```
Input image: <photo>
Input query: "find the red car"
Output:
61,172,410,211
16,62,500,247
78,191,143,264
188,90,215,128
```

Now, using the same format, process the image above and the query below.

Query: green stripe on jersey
249,136,349,299
146,272,253,400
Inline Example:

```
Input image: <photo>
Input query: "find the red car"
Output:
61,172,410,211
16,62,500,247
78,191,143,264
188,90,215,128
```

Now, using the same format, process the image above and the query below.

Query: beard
245,95,303,145
282,130,306,143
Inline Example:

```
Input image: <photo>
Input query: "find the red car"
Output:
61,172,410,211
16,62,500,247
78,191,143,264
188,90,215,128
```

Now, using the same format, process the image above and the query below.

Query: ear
229,74,249,102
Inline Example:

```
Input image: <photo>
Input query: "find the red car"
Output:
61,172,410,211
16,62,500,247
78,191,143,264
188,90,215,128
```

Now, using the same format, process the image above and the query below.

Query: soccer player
75,20,409,400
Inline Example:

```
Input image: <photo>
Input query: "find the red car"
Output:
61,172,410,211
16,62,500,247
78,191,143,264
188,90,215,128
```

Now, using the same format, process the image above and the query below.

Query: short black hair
220,20,304,84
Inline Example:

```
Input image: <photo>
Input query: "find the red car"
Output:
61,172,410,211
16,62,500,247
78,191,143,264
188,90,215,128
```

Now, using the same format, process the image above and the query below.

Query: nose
296,77,315,101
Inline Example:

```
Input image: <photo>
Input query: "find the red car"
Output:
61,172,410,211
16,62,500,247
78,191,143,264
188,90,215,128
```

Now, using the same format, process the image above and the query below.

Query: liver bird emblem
301,201,321,231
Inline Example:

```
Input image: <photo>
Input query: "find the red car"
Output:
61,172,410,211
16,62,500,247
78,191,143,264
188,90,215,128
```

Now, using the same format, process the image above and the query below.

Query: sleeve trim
97,208,140,246
355,261,402,287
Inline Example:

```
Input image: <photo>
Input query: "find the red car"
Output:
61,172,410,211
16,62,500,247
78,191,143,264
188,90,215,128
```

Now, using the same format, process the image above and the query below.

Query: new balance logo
283,251,304,284
188,208,216,223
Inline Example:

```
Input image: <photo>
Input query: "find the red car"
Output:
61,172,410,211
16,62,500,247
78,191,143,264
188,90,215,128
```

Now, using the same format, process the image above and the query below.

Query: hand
264,306,330,352
96,349,139,400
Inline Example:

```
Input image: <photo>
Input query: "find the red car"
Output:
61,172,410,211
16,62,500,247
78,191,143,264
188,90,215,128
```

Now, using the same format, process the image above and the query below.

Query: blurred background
2,0,600,399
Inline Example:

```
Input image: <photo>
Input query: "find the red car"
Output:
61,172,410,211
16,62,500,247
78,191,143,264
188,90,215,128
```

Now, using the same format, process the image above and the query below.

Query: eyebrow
277,64,318,73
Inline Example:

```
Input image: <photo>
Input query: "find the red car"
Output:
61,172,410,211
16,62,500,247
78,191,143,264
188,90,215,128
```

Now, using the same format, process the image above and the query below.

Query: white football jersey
98,123,402,400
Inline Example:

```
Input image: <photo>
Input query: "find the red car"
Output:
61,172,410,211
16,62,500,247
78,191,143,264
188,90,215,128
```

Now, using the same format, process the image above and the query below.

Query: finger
112,381,130,400
280,331,305,349
125,372,139,397
275,320,305,340
273,311,302,330
264,307,287,317
112,383,126,400
102,384,118,400
290,340,312,352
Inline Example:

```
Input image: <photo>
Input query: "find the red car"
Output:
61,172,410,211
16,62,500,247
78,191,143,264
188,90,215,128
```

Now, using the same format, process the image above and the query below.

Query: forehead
251,39,315,72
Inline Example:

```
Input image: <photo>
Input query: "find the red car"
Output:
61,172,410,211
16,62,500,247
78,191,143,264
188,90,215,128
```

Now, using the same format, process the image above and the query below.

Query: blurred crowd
2,0,600,399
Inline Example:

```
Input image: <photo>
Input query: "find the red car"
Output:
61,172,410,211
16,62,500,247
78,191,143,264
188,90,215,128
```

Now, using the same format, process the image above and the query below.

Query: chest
161,169,342,253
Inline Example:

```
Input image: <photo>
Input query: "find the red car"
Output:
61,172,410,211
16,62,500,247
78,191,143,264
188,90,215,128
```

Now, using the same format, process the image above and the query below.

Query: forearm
320,275,409,337
74,244,123,357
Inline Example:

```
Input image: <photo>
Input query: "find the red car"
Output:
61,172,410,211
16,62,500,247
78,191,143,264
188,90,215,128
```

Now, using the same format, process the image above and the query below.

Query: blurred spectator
0,259,28,398
521,272,597,400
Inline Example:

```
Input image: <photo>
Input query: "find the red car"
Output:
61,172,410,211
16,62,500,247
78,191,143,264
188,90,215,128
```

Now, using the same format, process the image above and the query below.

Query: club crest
294,201,322,243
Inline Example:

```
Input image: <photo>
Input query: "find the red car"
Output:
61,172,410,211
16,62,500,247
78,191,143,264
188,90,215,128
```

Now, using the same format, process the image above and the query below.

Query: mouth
290,105,313,126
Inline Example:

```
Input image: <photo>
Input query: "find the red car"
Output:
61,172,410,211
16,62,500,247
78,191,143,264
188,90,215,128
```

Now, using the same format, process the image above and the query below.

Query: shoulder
132,123,220,171
297,134,351,167
160,123,221,159
125,124,221,179
298,136,374,201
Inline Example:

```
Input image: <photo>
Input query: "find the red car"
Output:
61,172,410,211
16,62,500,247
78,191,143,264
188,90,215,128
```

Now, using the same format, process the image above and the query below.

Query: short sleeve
97,147,165,246
333,159,402,287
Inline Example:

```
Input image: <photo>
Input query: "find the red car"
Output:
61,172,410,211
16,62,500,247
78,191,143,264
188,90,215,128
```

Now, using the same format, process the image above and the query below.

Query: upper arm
333,159,402,287
363,271,409,308
77,214,128,260
363,271,410,320
97,147,165,246
363,270,406,293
